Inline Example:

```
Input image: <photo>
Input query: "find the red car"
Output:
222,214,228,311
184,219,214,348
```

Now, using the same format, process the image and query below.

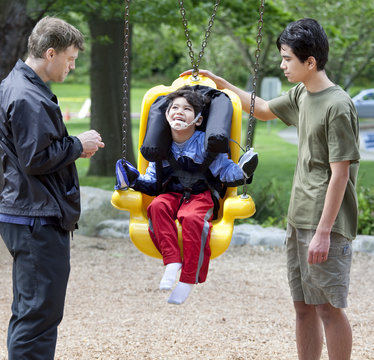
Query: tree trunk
0,0,35,81
87,15,134,176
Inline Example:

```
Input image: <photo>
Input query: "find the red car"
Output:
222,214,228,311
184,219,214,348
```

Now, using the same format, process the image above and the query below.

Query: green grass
52,83,149,117
357,161,374,190
52,83,90,113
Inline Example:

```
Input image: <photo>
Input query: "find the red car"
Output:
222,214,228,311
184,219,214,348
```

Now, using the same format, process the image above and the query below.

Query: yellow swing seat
111,75,256,259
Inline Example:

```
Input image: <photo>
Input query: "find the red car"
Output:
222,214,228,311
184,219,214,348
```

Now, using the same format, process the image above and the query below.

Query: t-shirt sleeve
327,102,360,163
268,84,302,126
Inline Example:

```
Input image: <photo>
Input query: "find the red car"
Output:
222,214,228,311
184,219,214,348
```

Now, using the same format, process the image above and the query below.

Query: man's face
279,44,310,84
45,45,79,83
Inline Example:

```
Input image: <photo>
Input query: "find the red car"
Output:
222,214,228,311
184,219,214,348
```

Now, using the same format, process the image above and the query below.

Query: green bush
251,177,288,228
236,177,288,229
357,186,374,235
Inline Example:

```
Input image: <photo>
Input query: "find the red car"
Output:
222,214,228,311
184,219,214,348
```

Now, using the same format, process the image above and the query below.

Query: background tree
49,0,135,174
1,0,373,176
285,0,374,90
0,0,56,81
0,0,135,174
87,13,129,174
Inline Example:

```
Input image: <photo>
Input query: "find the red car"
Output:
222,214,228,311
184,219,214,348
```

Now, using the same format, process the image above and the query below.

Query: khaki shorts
286,223,352,308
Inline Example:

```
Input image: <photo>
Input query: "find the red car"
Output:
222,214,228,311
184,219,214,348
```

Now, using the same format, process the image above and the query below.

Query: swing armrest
222,194,256,224
112,189,163,259
209,194,256,259
111,188,143,214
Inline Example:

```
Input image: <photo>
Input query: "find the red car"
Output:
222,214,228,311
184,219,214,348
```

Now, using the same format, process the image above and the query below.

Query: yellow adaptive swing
112,74,255,259
111,0,265,259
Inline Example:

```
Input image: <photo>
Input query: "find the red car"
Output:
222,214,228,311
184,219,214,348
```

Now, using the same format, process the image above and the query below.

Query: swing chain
243,0,265,197
178,0,220,80
122,0,131,162
247,0,265,150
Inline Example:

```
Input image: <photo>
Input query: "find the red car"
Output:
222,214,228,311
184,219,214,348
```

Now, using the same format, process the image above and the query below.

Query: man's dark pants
0,219,70,360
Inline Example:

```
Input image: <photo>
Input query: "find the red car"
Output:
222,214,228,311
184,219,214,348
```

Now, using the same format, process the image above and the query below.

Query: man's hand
308,232,330,264
76,130,105,158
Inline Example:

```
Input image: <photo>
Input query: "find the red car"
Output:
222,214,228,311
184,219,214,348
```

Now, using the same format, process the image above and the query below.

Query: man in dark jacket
0,16,104,359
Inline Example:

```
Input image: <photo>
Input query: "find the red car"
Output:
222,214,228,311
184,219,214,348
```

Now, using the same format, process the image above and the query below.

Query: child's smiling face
167,96,196,126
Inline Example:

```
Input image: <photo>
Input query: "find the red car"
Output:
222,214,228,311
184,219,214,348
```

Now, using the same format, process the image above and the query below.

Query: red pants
147,191,214,284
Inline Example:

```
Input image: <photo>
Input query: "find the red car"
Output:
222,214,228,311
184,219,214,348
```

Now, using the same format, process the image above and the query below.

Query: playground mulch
0,235,373,360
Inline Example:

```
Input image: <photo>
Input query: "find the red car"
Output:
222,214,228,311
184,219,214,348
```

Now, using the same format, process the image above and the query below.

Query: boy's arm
179,69,277,121
307,160,350,264
115,159,162,196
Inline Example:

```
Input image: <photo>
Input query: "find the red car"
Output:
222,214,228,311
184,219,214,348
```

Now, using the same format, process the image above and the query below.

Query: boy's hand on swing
115,159,139,190
239,148,258,179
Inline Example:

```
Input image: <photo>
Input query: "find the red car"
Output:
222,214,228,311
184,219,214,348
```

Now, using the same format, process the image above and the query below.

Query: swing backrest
137,75,241,217
111,75,255,259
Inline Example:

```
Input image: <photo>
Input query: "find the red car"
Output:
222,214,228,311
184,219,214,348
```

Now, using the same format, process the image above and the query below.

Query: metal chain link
122,0,131,162
178,0,220,80
247,0,265,150
242,0,265,197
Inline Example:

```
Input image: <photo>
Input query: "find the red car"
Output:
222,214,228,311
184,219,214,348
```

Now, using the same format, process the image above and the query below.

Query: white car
352,88,374,118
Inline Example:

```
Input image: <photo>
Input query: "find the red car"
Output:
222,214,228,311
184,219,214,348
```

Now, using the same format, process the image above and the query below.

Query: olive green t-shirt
268,83,360,240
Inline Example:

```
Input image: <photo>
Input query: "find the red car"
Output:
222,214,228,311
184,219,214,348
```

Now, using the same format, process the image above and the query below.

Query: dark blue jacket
0,60,83,231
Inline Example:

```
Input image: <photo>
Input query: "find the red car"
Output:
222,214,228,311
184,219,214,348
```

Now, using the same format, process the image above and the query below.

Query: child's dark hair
276,18,329,71
166,85,208,115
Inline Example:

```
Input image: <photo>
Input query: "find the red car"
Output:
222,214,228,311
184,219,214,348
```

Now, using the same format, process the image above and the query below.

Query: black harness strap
165,151,221,215
155,160,164,193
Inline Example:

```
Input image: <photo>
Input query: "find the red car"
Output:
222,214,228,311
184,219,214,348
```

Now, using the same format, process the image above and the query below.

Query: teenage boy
181,18,360,360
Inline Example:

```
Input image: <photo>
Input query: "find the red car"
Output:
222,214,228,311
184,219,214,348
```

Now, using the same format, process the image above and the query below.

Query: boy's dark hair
28,16,84,58
276,18,329,71
166,85,208,115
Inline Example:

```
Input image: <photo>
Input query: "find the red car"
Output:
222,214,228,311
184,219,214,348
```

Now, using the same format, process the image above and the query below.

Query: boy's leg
147,192,183,265
316,304,352,360
0,220,70,360
177,190,214,284
286,224,323,359
294,301,323,360
286,224,353,359
147,193,183,290
168,190,213,305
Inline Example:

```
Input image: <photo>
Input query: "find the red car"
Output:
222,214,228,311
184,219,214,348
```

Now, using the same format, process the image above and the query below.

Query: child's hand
239,148,258,178
115,159,140,190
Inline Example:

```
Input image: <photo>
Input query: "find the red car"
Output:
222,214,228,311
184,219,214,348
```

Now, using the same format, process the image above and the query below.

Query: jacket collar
15,59,57,103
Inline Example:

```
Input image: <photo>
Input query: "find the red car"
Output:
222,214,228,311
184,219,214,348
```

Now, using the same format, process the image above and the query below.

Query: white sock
168,282,193,305
159,262,182,290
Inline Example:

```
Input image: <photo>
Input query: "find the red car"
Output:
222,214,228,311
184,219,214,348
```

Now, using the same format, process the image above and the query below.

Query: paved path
278,124,374,161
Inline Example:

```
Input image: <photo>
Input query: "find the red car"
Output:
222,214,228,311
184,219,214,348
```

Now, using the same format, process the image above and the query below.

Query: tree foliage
129,0,374,90
284,0,374,89
1,0,373,177
0,0,55,81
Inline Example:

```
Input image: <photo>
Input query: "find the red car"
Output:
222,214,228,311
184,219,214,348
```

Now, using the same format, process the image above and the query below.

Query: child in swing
116,85,257,304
